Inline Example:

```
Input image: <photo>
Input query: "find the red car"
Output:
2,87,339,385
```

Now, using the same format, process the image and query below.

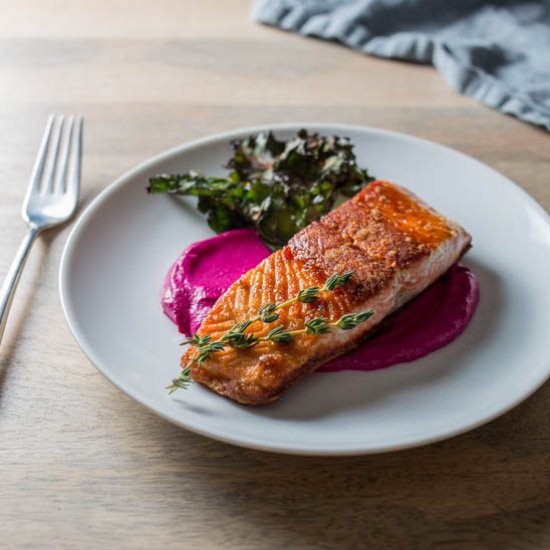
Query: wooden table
1,2,550,548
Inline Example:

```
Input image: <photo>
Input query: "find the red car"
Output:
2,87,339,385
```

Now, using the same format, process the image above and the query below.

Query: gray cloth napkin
252,0,550,132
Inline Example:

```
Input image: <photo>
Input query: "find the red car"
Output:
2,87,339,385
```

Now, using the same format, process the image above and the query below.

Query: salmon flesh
182,181,471,405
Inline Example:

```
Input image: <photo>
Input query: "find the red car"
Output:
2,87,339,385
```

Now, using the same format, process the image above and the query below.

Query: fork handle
0,227,40,346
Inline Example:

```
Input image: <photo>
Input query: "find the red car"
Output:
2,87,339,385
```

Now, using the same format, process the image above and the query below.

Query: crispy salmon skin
182,181,471,405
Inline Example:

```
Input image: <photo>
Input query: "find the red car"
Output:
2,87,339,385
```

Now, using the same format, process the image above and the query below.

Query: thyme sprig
244,270,354,327
254,309,374,343
167,366,192,394
167,271,374,393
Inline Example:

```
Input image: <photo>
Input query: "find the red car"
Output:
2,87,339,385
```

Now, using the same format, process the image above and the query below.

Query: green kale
147,129,374,249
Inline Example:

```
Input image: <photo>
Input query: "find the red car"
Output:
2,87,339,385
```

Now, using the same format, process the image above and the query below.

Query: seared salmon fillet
183,181,471,405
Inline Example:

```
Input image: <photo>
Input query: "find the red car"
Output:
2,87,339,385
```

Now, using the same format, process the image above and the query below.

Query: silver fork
0,114,83,346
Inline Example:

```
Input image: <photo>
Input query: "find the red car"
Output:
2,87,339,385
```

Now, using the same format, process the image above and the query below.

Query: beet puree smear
162,229,479,373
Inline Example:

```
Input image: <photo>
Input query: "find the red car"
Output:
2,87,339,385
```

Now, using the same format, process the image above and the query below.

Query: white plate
59,123,550,456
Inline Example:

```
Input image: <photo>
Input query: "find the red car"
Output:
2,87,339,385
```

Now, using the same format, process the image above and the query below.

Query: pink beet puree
161,228,271,336
161,228,479,373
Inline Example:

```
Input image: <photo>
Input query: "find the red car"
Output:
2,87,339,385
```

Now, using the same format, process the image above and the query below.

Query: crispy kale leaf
147,129,374,249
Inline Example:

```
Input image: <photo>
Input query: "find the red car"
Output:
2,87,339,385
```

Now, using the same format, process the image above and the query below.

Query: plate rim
59,122,550,456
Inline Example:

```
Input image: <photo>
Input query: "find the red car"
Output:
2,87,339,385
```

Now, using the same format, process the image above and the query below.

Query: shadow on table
146,253,550,548
0,191,94,398
0,234,52,395
154,384,550,548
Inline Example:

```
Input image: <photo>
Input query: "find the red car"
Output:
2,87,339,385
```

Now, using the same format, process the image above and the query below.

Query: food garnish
167,271,374,393
148,130,374,249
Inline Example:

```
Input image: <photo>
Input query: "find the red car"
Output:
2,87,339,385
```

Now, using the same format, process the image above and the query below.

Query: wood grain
1,1,550,549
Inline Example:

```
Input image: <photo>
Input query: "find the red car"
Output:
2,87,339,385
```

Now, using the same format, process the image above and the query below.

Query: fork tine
23,115,54,204
42,115,64,194
66,116,83,205
54,115,74,194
